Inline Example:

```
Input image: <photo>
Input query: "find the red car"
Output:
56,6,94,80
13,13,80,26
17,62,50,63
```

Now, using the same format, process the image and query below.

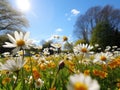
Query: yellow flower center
16,39,25,46
35,54,40,57
63,36,68,41
100,56,106,61
81,48,87,53
74,82,88,90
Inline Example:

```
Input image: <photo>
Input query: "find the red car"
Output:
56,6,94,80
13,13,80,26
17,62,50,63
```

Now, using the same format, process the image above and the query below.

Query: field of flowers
0,31,120,90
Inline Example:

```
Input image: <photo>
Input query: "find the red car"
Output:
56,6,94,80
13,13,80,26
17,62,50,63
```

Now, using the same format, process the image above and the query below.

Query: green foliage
42,40,53,49
63,42,73,52
74,39,87,46
90,21,120,50
0,35,13,54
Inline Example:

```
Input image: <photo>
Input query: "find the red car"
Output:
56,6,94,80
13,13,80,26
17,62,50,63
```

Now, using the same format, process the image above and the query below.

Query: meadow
0,31,120,90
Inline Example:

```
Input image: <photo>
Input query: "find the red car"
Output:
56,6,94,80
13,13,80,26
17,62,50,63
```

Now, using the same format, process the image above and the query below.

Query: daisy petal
7,34,16,44
3,42,16,48
14,31,20,40
24,32,30,40
20,32,23,39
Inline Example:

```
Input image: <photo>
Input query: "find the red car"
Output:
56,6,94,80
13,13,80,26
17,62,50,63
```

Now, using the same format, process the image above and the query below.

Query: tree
0,34,13,53
0,0,29,33
74,5,120,42
73,15,89,42
63,42,73,52
90,21,120,50
74,6,101,41
0,0,29,53
74,39,87,46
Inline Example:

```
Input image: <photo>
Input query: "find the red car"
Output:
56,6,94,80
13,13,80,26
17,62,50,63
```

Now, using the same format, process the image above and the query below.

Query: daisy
43,48,50,55
63,36,68,42
34,78,44,88
3,31,33,53
73,44,93,54
38,57,48,65
2,52,10,57
93,52,113,64
51,43,62,49
0,56,27,72
67,73,100,90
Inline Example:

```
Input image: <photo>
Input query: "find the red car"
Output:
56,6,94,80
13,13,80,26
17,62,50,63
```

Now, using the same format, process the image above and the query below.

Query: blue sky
10,0,120,44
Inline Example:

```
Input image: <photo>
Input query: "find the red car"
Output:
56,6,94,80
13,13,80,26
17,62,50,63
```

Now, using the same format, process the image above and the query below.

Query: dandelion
108,58,120,69
47,61,56,68
67,73,100,90
93,69,108,79
24,65,30,72
3,31,33,53
39,64,47,70
84,70,90,76
33,70,41,80
2,77,11,85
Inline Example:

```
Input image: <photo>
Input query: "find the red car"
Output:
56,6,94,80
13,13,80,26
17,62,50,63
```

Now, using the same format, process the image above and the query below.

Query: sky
10,0,120,44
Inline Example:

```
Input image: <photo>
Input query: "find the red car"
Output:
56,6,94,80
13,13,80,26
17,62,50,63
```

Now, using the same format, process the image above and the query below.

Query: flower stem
13,71,19,90
21,49,25,90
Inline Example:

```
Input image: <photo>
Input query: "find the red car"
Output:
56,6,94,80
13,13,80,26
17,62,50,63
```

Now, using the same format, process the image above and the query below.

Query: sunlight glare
16,0,30,12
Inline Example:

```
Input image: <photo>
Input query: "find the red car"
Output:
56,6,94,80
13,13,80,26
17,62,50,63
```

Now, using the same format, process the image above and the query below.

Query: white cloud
56,28,63,32
65,9,80,21
71,9,80,16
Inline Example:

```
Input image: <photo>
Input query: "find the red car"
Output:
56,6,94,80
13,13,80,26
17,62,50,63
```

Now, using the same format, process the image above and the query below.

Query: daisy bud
63,36,68,42
58,60,65,70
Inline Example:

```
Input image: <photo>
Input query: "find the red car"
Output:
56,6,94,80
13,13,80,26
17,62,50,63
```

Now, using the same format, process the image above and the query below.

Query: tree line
74,5,120,50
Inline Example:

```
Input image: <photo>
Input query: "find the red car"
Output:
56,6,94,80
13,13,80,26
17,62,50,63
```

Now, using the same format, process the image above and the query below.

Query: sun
16,0,30,12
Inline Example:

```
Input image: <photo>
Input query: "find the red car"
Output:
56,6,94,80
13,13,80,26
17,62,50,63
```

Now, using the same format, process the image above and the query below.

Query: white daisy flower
93,52,113,64
43,48,50,55
34,78,44,88
38,57,48,65
0,57,27,72
67,73,100,90
73,44,93,54
51,43,62,49
3,31,33,53
28,76,33,84
2,52,10,57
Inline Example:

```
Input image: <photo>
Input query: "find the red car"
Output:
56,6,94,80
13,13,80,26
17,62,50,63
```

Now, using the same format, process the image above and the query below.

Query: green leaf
15,82,22,90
